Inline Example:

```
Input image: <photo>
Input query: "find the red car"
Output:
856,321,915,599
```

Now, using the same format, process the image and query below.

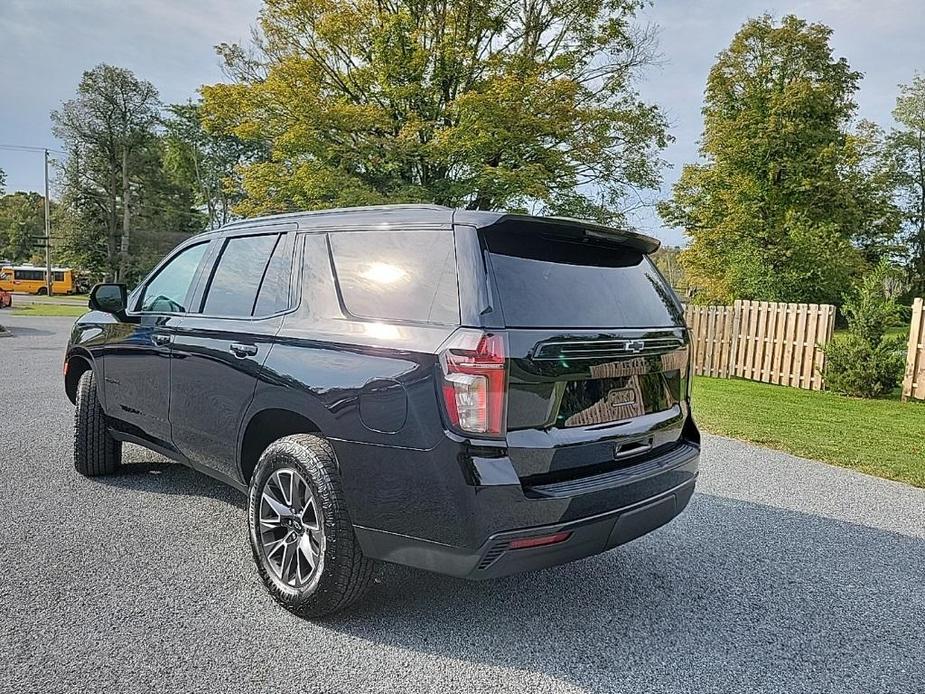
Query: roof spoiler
489,214,661,254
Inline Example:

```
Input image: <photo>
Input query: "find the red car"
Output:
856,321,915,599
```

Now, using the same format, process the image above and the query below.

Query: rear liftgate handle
151,333,172,347
614,439,653,459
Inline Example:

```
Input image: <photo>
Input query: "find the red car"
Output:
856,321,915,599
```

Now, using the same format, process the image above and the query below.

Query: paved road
1,315,923,694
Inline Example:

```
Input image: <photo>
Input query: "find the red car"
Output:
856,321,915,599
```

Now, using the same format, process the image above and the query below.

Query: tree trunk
107,167,119,282
120,147,131,282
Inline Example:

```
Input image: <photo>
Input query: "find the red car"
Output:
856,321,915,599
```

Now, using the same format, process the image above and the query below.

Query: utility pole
44,149,52,296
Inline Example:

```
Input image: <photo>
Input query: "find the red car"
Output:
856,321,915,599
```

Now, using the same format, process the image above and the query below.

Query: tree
52,64,162,281
885,75,925,296
0,192,48,263
824,263,905,398
200,0,669,223
163,101,265,229
52,66,205,284
660,15,900,304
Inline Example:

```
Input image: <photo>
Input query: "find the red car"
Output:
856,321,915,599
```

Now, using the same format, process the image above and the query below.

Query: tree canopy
52,65,204,282
0,192,47,263
660,15,900,304
200,0,669,223
885,74,925,296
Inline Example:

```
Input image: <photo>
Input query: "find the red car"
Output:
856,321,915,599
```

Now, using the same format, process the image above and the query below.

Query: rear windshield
482,226,683,329
329,230,459,325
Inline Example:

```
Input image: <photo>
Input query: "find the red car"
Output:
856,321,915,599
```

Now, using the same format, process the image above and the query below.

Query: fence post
728,300,742,379
902,298,924,401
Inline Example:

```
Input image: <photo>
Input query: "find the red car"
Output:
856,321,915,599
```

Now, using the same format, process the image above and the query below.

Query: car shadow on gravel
320,492,924,692
96,456,246,510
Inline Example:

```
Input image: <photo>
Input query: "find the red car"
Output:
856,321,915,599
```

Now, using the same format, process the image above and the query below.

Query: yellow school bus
0,265,76,295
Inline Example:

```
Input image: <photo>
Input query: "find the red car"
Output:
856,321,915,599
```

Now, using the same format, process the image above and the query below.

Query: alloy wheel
258,468,325,588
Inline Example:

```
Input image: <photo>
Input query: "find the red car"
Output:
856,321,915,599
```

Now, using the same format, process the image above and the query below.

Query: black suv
65,205,699,617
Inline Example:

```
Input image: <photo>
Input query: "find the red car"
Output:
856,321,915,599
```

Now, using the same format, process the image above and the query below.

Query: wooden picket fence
901,298,924,401
685,300,836,390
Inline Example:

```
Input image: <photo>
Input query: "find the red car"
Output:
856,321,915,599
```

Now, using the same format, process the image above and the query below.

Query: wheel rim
258,468,325,589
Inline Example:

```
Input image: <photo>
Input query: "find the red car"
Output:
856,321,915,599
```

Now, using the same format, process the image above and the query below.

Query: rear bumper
354,473,695,579
336,423,700,579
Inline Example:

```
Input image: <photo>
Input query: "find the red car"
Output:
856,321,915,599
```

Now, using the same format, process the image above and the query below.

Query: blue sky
1,0,922,245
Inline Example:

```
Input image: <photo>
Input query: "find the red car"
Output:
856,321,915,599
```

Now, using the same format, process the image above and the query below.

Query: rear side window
254,234,294,316
202,234,278,317
482,226,683,328
329,230,459,325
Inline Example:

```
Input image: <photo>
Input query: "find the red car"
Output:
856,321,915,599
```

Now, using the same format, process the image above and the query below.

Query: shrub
824,263,906,398
823,333,906,398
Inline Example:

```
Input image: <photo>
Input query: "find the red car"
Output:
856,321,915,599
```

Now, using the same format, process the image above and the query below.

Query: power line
0,143,68,155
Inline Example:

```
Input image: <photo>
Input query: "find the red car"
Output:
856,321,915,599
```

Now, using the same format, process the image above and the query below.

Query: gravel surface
1,315,923,694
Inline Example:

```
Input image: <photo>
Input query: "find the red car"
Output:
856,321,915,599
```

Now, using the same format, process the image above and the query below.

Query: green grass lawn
692,376,925,488
9,303,87,317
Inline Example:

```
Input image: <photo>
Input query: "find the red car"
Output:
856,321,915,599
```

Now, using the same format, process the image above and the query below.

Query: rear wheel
36,286,47,295
247,434,374,618
73,370,121,476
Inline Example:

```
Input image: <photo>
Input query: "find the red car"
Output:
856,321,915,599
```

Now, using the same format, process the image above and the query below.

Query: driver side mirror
89,283,128,316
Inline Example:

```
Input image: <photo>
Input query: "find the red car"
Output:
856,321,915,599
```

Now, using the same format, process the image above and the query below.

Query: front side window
329,230,459,325
139,242,208,313
201,234,279,317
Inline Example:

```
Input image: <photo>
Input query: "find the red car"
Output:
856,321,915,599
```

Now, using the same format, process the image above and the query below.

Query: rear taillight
438,330,507,436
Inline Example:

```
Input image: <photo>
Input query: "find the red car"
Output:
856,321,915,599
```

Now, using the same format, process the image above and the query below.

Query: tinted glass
202,234,278,317
254,234,293,316
483,227,683,328
330,230,459,324
139,242,208,313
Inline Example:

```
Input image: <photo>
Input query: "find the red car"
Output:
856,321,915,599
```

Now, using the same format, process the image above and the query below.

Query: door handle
151,334,172,346
229,343,258,358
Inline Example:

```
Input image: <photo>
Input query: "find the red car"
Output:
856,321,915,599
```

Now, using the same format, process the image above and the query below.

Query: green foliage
200,0,669,222
651,246,690,296
823,334,905,399
52,65,205,283
0,192,47,263
841,265,903,344
163,101,265,229
824,264,906,398
660,15,900,304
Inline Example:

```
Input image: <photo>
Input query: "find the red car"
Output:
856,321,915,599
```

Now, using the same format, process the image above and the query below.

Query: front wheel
247,434,375,618
73,370,121,476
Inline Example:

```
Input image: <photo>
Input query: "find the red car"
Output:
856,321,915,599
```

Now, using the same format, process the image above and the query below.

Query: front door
101,240,211,451
168,229,295,481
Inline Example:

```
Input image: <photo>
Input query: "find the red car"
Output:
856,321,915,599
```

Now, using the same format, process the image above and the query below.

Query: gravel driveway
2,315,923,694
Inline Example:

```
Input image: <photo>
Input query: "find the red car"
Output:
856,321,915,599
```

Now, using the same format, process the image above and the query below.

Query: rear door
476,222,691,481
169,227,297,481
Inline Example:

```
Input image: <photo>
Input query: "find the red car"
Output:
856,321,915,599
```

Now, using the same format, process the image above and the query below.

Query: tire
248,434,375,618
36,286,47,296
73,369,122,476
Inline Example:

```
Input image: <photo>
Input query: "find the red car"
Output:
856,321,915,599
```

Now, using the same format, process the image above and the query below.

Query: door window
138,242,209,313
201,234,278,317
253,234,294,316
